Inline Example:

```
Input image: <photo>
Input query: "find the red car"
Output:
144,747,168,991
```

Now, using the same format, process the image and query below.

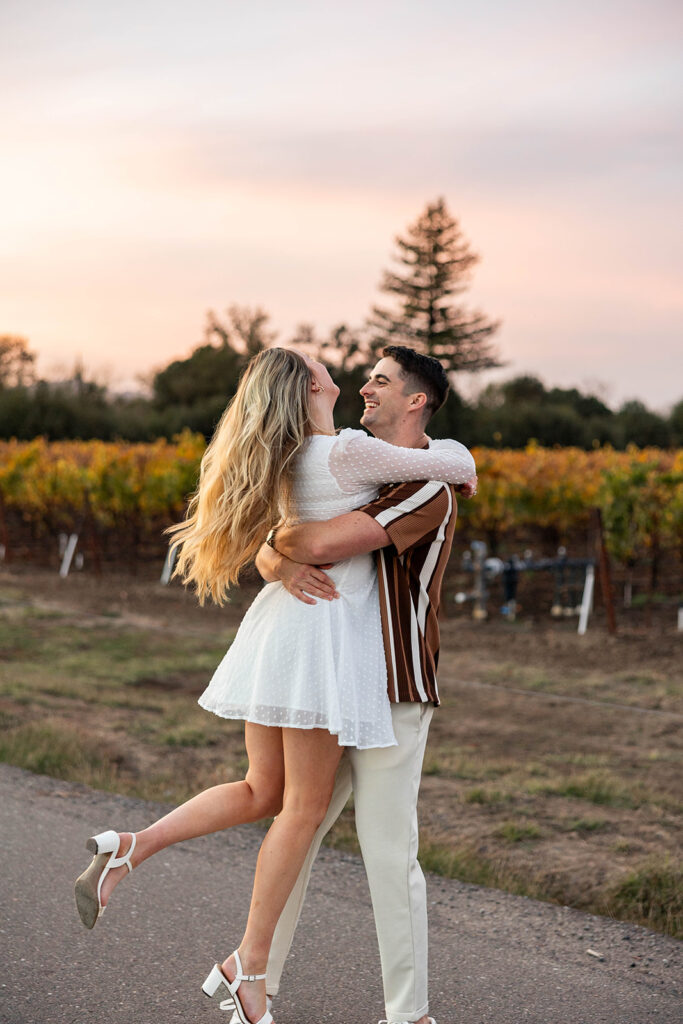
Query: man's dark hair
382,345,449,420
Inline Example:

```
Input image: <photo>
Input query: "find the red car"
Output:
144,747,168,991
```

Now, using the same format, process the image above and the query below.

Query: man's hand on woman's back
276,556,339,606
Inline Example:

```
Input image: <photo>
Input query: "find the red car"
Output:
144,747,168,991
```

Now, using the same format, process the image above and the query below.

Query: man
251,346,476,1024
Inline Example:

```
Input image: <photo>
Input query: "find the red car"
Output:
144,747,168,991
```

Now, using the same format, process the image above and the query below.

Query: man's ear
408,392,428,413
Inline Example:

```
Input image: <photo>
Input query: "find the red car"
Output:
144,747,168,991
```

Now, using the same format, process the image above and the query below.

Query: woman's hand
279,557,340,606
457,476,478,499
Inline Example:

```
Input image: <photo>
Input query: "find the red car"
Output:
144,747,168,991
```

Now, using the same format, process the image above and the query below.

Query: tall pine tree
368,198,501,373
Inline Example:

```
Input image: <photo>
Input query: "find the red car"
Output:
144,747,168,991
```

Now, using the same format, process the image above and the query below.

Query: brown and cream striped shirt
359,478,459,706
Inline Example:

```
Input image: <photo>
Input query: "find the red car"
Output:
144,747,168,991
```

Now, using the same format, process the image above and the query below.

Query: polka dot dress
198,429,476,749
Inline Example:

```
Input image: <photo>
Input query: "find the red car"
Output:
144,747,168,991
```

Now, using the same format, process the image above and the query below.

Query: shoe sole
74,849,110,929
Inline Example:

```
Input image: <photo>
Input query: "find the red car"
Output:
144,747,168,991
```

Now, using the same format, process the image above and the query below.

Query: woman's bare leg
99,723,285,906
220,727,344,1023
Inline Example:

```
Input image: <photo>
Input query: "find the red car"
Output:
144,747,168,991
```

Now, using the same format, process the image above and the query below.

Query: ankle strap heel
74,830,136,930
202,952,273,1024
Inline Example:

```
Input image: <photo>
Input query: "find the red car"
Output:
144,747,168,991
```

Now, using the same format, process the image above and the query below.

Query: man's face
359,357,419,434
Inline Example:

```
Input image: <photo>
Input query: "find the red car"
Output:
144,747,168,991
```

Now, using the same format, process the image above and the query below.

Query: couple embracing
74,344,477,1024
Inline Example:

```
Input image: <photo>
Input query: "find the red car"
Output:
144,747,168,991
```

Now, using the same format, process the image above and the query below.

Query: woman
74,347,475,1024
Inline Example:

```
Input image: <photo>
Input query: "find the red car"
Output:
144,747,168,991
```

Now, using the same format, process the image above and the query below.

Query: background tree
466,374,620,448
612,400,670,448
1,318,680,448
205,304,277,359
0,363,116,440
0,336,36,388
669,399,683,446
367,197,501,374
151,305,276,436
286,322,325,358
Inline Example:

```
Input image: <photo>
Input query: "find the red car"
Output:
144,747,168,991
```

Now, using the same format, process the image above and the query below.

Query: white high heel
202,951,274,1024
74,830,136,930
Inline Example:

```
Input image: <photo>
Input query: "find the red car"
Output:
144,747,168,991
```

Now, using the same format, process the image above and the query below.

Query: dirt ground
1,565,681,935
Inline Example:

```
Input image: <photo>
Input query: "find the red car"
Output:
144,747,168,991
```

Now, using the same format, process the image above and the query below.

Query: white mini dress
198,429,475,749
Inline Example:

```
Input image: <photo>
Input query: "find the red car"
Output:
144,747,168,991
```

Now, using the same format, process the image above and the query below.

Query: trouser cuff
385,1001,430,1023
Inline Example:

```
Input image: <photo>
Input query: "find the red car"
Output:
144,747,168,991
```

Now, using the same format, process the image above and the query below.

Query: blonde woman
74,347,475,1024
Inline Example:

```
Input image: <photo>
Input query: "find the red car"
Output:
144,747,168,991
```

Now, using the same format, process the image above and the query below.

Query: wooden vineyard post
84,499,102,577
470,541,488,620
577,565,595,636
0,492,9,562
160,544,178,585
59,533,80,578
592,507,617,636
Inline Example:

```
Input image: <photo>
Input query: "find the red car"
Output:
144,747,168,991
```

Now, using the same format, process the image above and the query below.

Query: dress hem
198,701,398,750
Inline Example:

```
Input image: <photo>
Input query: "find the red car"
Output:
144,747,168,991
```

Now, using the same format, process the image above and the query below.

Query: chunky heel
201,951,273,1024
86,830,120,856
74,830,136,930
202,964,226,998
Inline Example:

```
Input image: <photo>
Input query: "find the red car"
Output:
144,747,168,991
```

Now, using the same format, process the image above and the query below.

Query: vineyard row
1,434,681,568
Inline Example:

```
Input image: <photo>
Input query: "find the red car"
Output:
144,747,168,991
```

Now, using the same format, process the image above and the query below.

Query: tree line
1,199,680,448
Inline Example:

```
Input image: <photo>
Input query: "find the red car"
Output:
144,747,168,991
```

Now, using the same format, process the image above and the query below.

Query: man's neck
371,424,429,449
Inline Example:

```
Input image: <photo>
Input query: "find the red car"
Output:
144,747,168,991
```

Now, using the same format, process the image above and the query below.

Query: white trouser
266,702,434,1024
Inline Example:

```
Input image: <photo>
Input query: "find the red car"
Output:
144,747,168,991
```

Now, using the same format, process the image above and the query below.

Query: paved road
1,764,680,1024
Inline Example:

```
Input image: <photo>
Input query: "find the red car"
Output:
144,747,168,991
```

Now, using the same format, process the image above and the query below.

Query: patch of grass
0,721,120,789
603,860,683,938
160,726,219,748
528,771,639,808
0,619,39,656
126,719,160,740
464,787,509,805
418,839,538,898
127,673,187,692
4,691,32,705
616,672,662,687
423,753,513,781
99,696,165,711
482,662,578,694
561,817,610,834
547,752,613,769
562,775,637,807
646,749,680,763
495,821,542,843
524,675,556,691
32,608,67,622
0,708,19,729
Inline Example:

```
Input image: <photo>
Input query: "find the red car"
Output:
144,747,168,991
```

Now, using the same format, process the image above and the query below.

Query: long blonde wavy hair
167,347,311,605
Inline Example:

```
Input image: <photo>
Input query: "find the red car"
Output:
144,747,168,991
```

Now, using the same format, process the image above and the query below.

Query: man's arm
274,511,391,565
273,475,476,565
357,479,464,556
256,478,476,603
273,476,476,565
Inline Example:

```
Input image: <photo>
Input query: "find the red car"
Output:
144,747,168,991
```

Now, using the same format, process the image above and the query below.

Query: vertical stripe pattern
359,480,459,706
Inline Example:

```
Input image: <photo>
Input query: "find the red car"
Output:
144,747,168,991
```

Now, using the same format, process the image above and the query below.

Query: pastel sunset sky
1,0,681,408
